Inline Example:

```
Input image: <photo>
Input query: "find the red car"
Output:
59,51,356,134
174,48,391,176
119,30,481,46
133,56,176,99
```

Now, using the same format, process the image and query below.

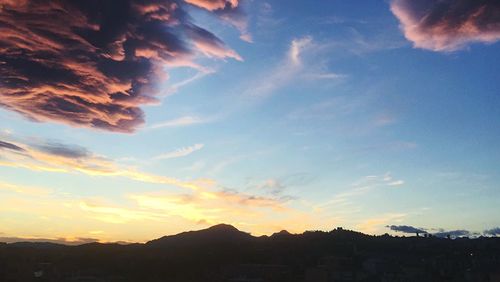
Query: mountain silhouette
146,223,253,248
1,225,500,282
270,230,292,238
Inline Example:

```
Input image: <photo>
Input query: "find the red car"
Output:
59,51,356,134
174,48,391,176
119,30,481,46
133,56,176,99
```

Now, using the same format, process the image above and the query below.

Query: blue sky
0,0,499,242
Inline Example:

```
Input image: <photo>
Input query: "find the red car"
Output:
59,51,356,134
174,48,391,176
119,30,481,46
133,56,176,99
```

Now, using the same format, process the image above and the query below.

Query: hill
1,225,499,282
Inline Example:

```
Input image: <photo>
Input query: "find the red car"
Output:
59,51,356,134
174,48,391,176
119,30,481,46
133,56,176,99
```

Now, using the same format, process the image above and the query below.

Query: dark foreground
1,225,500,282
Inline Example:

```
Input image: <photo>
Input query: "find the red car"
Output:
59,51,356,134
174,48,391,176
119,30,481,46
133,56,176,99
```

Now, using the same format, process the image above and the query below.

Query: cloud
122,188,289,225
433,229,471,238
289,36,313,65
243,37,310,99
0,137,212,191
351,172,405,190
187,24,243,60
79,200,170,224
387,225,480,238
390,0,500,52
484,227,500,236
250,173,312,198
161,68,215,96
34,142,90,159
356,213,407,234
216,3,252,43
184,0,238,11
387,225,427,234
0,181,52,196
0,137,290,212
0,138,295,234
244,36,345,99
315,173,405,215
304,73,346,80
154,143,204,160
0,178,308,241
0,0,242,132
149,115,209,129
78,185,289,226
0,140,25,152
257,179,286,195
184,0,251,42
216,188,289,210
387,180,405,186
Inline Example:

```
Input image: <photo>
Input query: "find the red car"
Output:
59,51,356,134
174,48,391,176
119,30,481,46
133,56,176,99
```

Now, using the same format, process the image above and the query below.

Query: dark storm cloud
390,0,500,51
0,0,241,132
484,227,500,236
0,140,25,152
387,225,427,234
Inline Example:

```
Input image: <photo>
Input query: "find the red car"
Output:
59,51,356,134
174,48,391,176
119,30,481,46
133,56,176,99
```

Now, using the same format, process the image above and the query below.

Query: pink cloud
391,0,500,52
0,0,242,132
184,0,238,11
184,0,251,43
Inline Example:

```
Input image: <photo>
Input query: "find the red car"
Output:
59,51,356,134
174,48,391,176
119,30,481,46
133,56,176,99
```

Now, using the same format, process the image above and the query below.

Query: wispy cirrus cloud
314,173,405,217
0,0,242,133
387,180,404,186
288,36,313,65
149,115,211,129
0,137,208,190
154,143,204,160
0,181,52,197
0,137,289,217
390,0,500,52
245,36,345,99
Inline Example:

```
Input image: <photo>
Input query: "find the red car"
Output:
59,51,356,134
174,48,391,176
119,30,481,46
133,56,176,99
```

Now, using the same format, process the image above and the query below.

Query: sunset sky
1,0,499,243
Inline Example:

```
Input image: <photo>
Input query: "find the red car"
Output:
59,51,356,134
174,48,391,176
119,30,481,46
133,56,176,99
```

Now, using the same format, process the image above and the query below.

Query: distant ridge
2,225,499,281
6,242,65,249
3,225,479,247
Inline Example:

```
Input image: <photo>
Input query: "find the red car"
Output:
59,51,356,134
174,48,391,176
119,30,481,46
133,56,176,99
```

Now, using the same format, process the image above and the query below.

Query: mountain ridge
0,224,480,247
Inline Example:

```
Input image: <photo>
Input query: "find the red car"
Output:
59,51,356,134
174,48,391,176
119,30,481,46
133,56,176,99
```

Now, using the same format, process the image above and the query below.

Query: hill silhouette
147,224,253,247
1,224,499,282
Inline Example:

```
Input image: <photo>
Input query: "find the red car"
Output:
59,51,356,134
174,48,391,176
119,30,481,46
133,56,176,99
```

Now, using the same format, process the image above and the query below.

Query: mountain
271,230,292,238
146,224,254,248
1,225,500,282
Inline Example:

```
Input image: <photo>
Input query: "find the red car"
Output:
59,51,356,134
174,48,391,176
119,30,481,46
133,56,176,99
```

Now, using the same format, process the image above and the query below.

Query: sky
0,0,499,243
